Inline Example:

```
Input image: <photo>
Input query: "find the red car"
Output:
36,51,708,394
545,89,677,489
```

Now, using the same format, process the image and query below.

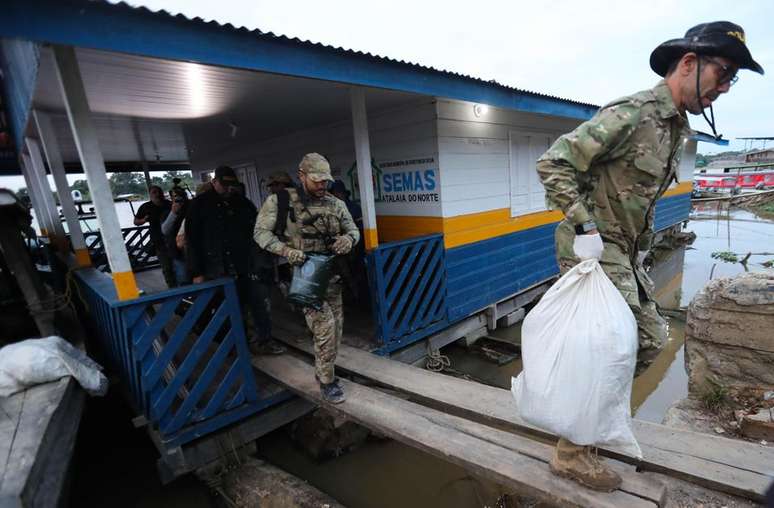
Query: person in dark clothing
186,166,284,355
331,180,368,305
161,187,190,285
331,180,363,230
134,185,175,287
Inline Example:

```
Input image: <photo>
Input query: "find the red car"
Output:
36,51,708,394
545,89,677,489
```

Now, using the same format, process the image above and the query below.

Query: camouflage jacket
537,80,691,256
254,187,360,255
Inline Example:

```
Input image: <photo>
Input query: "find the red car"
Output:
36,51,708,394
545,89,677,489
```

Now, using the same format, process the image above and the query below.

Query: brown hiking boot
549,438,622,492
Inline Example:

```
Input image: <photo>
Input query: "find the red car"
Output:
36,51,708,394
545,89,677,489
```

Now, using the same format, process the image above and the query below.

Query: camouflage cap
298,153,333,182
267,171,293,186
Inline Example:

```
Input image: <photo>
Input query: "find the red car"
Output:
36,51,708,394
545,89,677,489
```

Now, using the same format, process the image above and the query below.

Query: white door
509,131,553,217
234,163,261,206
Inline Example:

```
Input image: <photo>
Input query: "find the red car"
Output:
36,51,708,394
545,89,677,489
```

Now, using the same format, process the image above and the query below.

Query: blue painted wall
443,192,690,324
654,193,691,232
445,222,559,322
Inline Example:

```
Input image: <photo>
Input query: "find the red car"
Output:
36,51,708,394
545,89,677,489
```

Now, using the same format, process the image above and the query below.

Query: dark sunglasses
703,56,739,86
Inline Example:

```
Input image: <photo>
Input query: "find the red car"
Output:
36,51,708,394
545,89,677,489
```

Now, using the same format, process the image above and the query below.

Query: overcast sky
2,0,772,191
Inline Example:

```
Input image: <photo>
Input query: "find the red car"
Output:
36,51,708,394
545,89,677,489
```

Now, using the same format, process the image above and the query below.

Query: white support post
34,110,91,267
20,153,53,237
52,45,138,300
25,137,67,252
350,87,378,251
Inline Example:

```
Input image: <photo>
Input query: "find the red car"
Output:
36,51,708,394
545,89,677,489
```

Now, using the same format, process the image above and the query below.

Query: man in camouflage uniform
254,153,360,404
536,22,762,491
266,171,294,195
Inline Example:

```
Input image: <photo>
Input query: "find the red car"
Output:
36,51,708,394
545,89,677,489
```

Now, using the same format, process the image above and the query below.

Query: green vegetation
107,171,194,199
14,171,194,203
700,379,728,413
711,251,739,263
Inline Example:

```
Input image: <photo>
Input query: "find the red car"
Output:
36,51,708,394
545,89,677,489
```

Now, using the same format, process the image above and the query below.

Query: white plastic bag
0,336,108,397
511,258,642,458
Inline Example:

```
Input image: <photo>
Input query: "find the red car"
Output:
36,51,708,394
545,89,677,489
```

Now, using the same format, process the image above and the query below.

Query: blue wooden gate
367,233,449,348
74,269,272,447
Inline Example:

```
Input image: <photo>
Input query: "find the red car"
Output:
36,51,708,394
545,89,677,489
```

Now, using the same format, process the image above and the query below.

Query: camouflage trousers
302,279,343,384
555,221,666,351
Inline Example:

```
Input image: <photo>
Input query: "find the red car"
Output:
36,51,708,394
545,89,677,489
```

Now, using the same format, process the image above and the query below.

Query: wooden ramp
254,354,666,508
270,340,774,502
0,377,85,507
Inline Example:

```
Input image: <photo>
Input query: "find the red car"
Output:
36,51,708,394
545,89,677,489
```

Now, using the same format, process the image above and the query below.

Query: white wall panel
437,99,582,218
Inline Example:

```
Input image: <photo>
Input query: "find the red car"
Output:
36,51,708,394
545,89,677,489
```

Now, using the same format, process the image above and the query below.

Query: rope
425,347,451,372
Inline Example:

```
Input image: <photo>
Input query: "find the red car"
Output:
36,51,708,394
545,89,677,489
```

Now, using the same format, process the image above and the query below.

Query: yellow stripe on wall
374,183,691,249
376,215,444,243
662,181,693,197
444,209,563,248
376,209,564,249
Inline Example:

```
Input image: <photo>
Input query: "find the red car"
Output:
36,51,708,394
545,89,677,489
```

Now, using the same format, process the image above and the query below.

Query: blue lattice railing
81,226,159,272
367,233,449,347
74,269,265,447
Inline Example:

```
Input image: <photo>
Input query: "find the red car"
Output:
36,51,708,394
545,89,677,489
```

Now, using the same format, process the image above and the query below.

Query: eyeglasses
703,57,739,86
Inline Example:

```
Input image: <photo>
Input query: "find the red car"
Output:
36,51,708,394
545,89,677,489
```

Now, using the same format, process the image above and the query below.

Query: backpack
252,188,294,272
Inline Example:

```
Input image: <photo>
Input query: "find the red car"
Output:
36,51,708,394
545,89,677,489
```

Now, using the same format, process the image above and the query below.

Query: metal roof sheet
2,0,599,121
112,0,598,110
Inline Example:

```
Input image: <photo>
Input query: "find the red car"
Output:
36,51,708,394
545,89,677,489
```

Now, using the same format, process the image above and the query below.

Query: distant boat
693,162,774,192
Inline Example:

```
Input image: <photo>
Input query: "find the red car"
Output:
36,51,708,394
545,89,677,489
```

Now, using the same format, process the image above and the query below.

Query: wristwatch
574,221,597,235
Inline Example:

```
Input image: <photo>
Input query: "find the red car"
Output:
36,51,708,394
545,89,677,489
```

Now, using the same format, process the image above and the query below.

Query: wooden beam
0,212,57,336
278,340,774,502
33,110,91,267
19,154,53,238
254,354,658,508
32,110,91,267
350,87,378,251
0,378,85,507
24,138,67,252
52,45,138,299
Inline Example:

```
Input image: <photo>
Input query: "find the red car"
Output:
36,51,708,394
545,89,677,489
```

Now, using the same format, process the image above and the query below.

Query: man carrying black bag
254,153,360,404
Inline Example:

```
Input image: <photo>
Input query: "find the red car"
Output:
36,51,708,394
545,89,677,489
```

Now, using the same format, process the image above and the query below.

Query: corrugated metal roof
2,0,600,122
114,0,598,110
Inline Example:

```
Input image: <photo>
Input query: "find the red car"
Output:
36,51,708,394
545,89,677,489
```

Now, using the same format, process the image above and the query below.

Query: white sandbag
0,336,108,397
511,258,642,458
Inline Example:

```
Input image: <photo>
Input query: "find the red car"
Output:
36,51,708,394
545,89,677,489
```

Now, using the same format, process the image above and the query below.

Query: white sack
0,336,108,397
511,258,642,458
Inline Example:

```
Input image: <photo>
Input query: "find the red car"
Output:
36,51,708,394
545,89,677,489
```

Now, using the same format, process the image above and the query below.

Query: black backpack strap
274,189,291,239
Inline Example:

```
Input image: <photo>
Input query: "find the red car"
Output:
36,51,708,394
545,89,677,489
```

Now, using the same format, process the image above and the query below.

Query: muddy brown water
71,205,774,507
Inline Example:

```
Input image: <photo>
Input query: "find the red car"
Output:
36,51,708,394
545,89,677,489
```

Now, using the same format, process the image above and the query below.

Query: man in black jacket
186,166,284,355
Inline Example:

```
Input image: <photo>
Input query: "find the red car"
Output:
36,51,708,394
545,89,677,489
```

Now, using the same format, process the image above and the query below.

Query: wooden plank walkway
272,338,774,502
254,354,665,508
0,377,85,507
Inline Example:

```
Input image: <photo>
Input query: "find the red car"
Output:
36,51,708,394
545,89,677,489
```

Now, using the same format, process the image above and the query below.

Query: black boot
320,378,345,404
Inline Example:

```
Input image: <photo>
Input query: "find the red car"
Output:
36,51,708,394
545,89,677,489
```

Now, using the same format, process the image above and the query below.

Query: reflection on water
259,431,510,508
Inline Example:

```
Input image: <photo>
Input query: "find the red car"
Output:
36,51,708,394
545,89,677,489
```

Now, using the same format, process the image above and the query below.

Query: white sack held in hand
511,258,642,458
0,336,108,397
573,233,604,261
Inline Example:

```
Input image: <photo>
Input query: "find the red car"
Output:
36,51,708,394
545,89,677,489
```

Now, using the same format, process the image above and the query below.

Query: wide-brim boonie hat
650,21,764,77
